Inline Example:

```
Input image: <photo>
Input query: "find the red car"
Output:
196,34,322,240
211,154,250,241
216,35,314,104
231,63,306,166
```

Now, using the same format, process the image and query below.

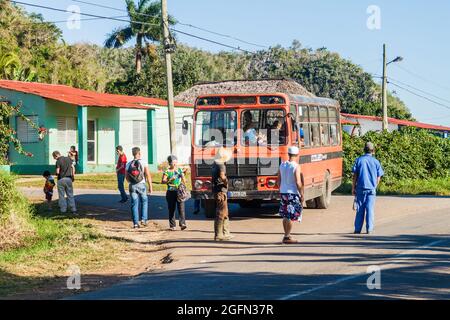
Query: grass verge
0,202,120,297
0,200,166,299
15,172,192,192
334,178,450,196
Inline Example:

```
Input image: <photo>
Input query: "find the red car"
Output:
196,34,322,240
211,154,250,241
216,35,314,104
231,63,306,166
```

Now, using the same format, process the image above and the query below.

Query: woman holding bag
162,155,187,231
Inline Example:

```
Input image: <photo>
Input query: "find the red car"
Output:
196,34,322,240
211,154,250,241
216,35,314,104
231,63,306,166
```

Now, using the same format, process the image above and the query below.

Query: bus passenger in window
206,136,221,147
268,120,282,145
299,125,305,147
243,110,258,145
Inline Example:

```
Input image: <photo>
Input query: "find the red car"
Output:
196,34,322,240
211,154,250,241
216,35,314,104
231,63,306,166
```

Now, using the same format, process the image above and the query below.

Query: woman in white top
277,146,305,244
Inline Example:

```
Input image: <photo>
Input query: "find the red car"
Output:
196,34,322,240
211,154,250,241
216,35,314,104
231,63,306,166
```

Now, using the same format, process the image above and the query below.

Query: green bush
343,128,450,185
0,172,34,250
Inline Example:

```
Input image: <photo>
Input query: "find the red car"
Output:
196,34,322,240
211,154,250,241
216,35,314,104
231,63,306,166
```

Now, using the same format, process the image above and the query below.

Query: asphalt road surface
25,188,450,299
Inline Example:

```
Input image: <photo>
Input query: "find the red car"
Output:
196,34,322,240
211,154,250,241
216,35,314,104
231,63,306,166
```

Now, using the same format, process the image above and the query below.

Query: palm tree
0,50,21,79
104,0,176,74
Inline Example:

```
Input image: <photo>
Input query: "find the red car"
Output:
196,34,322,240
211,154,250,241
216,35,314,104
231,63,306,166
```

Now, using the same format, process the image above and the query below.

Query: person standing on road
126,147,153,229
277,146,304,244
212,147,233,241
52,150,77,214
162,155,187,231
352,142,384,234
116,145,128,203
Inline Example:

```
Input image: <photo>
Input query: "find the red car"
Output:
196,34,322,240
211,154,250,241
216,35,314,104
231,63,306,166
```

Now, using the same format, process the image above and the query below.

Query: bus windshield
241,109,286,146
194,110,237,147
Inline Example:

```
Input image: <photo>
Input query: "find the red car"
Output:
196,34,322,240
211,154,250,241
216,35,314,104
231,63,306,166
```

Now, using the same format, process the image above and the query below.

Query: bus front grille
195,157,280,177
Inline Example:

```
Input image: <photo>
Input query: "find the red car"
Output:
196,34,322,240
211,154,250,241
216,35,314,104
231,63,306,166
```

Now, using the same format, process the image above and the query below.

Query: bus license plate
228,191,247,198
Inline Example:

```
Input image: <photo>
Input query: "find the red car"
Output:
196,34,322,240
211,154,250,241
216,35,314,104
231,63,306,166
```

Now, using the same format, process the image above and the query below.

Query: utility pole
381,43,388,131
161,0,177,155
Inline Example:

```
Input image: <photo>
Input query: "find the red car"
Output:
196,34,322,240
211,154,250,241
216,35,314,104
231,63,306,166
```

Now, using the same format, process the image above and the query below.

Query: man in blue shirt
352,142,384,234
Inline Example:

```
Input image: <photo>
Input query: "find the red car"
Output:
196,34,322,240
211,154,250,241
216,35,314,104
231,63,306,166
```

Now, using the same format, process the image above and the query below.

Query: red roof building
341,113,450,137
0,80,192,109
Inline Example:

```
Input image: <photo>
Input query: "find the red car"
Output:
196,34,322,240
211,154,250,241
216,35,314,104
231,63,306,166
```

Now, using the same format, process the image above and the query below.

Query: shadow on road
67,234,450,300
73,193,281,223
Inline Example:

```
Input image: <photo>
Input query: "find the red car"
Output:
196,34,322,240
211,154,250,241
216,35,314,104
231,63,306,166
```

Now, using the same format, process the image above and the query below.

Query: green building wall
3,87,158,175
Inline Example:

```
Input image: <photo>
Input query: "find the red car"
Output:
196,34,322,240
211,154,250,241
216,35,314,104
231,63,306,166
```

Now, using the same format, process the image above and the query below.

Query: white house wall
155,106,193,165
345,117,398,135
119,108,148,161
119,107,194,166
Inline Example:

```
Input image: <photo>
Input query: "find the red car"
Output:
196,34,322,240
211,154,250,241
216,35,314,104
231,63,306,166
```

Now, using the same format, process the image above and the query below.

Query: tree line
0,0,412,119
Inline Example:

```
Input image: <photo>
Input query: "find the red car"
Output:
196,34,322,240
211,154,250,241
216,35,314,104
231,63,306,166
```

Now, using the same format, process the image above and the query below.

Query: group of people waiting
43,141,383,243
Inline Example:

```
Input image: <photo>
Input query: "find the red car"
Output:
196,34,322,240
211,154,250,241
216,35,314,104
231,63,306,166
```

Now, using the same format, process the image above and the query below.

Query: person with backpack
125,147,153,229
161,155,187,231
116,145,128,203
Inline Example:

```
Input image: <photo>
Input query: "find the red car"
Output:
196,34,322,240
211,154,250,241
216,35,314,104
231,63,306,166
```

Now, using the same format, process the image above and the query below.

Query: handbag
177,182,191,202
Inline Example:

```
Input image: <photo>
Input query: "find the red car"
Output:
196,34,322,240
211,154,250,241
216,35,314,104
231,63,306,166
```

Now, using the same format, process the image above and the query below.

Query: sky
13,0,450,127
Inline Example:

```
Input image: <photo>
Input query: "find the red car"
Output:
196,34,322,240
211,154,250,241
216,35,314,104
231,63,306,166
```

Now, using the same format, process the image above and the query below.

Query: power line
70,0,268,49
48,15,128,24
392,64,450,92
388,82,450,111
11,1,255,53
388,77,450,104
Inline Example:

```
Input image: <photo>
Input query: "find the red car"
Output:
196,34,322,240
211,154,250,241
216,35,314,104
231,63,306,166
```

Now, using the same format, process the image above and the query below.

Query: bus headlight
194,179,211,190
194,180,204,189
267,179,277,188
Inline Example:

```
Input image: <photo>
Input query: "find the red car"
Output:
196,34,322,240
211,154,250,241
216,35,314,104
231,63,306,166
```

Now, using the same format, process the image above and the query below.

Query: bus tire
306,199,317,209
316,172,332,209
204,199,216,219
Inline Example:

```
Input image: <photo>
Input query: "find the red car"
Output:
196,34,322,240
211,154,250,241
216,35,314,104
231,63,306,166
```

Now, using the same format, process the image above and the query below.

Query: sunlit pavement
22,188,450,299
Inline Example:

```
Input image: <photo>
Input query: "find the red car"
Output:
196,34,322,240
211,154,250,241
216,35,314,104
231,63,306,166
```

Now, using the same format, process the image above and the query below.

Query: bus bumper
191,190,280,201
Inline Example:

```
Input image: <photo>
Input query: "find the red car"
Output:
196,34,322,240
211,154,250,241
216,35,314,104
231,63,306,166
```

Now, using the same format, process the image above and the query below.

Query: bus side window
321,123,330,146
300,123,310,147
328,107,338,146
329,124,338,145
310,123,321,147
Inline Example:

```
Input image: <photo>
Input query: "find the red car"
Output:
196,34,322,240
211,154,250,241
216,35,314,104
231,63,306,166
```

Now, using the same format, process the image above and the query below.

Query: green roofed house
0,80,193,174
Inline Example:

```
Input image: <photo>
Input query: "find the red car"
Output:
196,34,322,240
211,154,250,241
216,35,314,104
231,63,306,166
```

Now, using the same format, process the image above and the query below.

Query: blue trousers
129,183,148,225
194,199,201,211
354,189,376,233
117,173,127,201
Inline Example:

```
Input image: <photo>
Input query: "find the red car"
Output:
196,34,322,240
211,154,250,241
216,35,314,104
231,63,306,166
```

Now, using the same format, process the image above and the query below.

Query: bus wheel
305,199,317,209
316,172,332,209
204,199,216,219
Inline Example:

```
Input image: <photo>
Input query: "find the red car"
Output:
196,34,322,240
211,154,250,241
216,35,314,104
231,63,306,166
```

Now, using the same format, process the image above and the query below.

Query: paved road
24,188,450,299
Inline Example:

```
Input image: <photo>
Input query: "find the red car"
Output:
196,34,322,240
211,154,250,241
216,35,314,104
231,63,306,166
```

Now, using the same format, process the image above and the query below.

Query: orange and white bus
186,93,343,217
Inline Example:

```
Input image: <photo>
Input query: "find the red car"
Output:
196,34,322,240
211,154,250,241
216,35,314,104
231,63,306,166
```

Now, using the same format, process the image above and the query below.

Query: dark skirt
279,193,303,222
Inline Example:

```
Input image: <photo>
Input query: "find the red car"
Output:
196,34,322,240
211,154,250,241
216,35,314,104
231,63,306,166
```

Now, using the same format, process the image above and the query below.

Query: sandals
282,236,298,244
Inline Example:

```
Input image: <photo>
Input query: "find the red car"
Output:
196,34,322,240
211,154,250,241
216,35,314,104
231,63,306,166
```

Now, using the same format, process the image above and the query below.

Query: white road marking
279,238,448,300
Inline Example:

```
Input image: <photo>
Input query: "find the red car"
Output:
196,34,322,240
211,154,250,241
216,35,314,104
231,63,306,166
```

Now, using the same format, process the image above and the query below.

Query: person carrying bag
162,155,188,231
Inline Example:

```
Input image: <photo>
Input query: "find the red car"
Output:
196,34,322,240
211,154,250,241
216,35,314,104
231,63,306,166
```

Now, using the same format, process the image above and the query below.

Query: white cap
288,146,299,155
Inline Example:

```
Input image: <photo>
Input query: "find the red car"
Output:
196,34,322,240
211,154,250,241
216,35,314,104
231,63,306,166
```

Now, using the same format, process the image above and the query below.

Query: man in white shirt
125,147,153,229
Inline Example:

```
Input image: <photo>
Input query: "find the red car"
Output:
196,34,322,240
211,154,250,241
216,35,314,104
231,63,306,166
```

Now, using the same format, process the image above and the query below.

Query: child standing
43,170,56,211
68,146,79,166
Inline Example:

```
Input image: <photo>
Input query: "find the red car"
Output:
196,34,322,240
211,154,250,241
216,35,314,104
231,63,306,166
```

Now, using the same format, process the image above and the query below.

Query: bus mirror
182,120,189,134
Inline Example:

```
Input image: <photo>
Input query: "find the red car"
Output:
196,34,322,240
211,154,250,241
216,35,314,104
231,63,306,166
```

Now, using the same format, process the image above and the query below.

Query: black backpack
127,160,144,184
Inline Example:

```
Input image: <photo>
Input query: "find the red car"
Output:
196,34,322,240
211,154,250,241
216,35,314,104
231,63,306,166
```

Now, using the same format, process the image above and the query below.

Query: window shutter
140,121,147,145
67,117,77,144
16,117,29,142
133,120,141,145
16,116,38,143
56,116,66,141
56,116,77,144
133,121,147,146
